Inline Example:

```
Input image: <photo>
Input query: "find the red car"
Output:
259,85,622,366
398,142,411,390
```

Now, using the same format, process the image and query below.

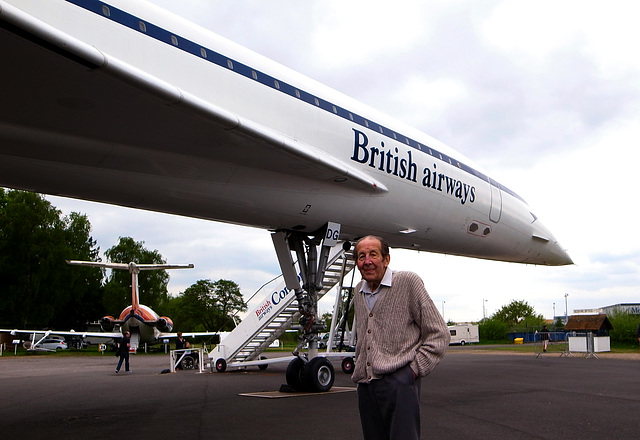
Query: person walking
115,331,131,373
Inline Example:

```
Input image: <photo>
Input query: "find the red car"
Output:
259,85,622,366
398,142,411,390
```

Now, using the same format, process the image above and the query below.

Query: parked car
38,339,68,350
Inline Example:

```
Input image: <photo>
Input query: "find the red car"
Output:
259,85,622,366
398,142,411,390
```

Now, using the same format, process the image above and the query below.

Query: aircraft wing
0,328,122,339
66,260,194,271
159,332,221,340
0,3,387,225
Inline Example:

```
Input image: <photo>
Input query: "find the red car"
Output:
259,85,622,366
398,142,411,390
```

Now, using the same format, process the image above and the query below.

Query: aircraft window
252,70,258,80
469,223,479,233
314,98,320,106
63,0,518,201
483,227,491,236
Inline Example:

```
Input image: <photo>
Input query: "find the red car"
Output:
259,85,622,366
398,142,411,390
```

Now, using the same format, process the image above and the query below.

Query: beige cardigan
351,271,450,383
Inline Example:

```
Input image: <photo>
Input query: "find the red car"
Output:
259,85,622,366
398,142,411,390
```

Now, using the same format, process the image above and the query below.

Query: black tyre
180,356,195,370
215,358,227,372
285,357,306,391
304,357,334,392
258,355,268,371
341,356,355,374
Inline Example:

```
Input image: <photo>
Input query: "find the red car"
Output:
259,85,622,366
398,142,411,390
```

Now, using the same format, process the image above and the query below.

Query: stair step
224,248,355,365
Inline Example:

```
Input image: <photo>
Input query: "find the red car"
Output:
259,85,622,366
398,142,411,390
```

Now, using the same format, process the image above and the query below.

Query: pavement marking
239,386,356,399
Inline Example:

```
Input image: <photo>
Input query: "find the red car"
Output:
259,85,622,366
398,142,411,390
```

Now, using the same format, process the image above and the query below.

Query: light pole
564,293,569,323
483,299,488,320
553,302,556,321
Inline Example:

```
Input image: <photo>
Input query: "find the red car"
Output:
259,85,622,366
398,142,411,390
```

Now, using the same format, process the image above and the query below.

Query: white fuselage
0,0,571,265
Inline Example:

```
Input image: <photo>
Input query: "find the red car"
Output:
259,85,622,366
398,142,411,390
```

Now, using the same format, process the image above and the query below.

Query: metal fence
533,331,569,357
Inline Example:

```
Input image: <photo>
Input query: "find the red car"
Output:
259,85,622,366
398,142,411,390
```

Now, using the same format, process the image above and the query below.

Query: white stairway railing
211,244,355,367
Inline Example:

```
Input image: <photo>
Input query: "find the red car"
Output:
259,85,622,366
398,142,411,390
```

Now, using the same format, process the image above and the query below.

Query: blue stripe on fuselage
64,0,525,204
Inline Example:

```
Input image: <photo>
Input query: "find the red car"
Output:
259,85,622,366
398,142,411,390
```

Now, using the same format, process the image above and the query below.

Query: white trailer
448,324,479,345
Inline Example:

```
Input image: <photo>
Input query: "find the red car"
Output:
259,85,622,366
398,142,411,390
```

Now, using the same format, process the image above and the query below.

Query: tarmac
1,347,640,440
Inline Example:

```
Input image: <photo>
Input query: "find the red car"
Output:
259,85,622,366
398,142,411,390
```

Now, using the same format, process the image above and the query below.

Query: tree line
0,190,245,332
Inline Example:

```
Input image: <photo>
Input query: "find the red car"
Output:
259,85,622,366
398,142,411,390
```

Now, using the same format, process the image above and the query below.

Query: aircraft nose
530,220,573,266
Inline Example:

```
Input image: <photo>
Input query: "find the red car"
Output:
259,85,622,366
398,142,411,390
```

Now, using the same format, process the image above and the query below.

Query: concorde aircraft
0,0,571,390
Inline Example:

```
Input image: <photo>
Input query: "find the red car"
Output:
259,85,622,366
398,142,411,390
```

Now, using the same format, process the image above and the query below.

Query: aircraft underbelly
0,0,571,265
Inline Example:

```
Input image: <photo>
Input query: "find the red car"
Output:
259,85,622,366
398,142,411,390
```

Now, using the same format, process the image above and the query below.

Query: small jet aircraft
2,261,220,352
0,0,571,390
66,260,199,350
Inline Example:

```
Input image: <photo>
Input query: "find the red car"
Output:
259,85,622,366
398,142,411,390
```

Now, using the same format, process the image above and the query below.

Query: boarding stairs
211,243,355,368
129,330,140,352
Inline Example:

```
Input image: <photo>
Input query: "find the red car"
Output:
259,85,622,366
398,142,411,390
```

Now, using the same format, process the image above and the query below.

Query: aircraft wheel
215,358,227,372
258,355,268,371
304,357,334,393
285,357,306,391
341,356,355,374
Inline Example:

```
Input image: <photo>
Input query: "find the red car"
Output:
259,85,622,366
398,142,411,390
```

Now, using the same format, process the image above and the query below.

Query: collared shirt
359,267,393,310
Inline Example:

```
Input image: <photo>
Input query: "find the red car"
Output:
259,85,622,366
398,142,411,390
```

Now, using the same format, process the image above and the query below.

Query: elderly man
351,235,449,440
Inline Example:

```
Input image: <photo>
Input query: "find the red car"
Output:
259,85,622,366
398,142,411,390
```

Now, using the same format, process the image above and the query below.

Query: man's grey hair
353,235,390,260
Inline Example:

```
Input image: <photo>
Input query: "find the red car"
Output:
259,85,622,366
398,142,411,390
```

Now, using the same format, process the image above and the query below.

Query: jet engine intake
157,316,173,332
100,316,115,332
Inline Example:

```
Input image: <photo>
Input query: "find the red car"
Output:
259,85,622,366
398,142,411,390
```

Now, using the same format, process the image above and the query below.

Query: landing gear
285,357,306,391
285,356,335,392
273,222,343,392
305,357,335,392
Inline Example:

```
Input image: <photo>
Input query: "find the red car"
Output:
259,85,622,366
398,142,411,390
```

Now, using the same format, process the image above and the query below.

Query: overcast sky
49,0,640,323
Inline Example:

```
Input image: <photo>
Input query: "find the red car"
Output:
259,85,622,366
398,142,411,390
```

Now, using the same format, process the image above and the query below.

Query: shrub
479,318,510,342
608,310,640,346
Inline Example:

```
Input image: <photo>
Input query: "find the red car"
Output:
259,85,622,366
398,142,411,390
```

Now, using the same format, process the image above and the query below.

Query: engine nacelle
157,316,173,333
100,316,115,332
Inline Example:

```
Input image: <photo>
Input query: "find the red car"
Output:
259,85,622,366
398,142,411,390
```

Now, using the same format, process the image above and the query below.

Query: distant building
553,303,640,325
573,303,640,316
